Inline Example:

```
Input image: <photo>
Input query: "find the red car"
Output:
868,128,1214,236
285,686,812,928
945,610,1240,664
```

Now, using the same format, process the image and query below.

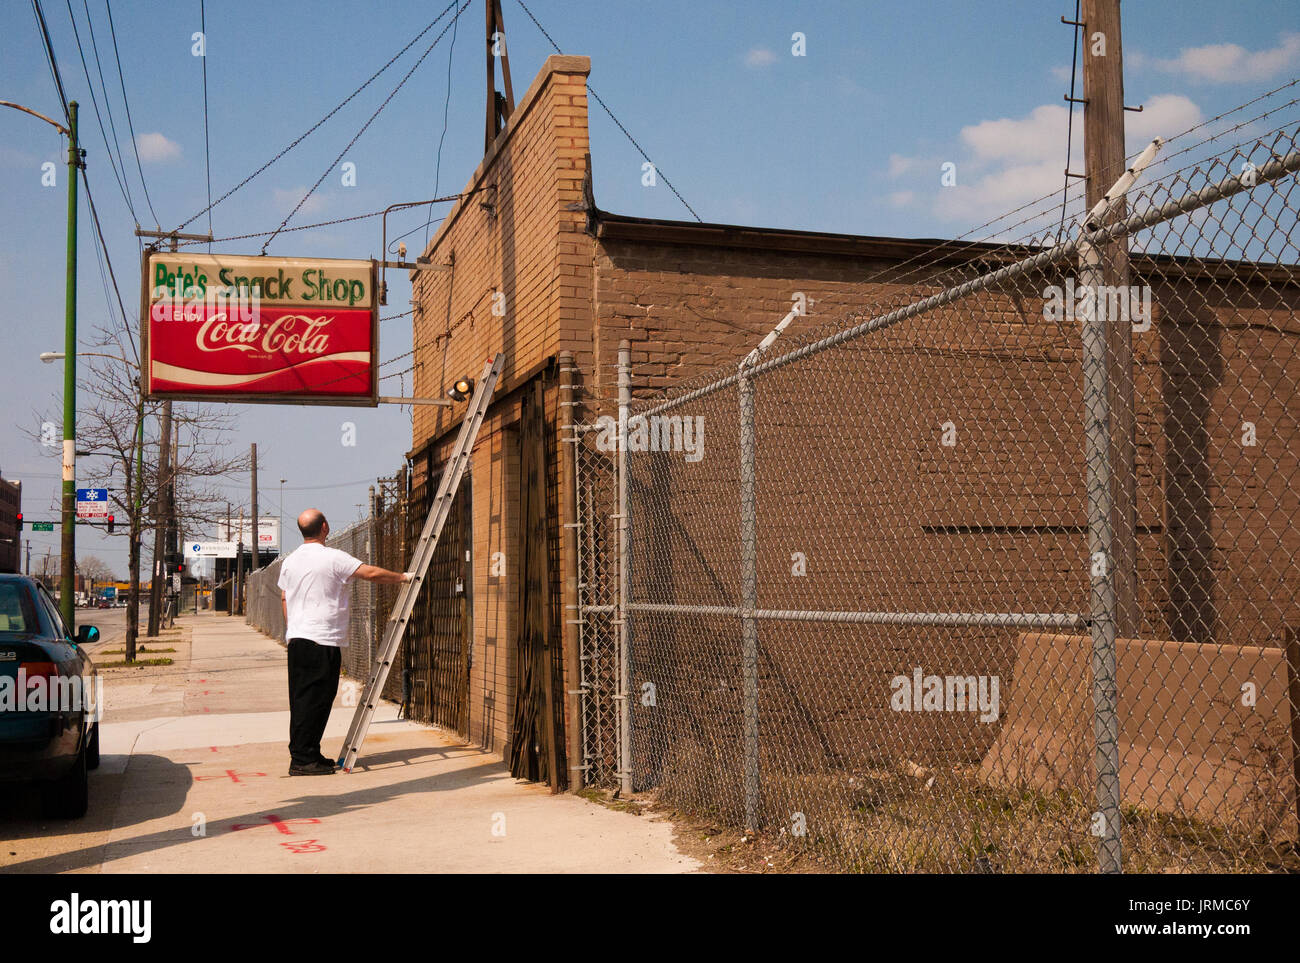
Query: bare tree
77,554,115,585
28,321,249,660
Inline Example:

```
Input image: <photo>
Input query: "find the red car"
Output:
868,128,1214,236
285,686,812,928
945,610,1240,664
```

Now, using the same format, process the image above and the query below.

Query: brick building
0,475,22,574
402,53,1300,792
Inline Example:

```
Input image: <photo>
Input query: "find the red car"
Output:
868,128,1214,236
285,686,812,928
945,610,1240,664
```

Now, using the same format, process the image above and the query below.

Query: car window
0,582,42,635
35,586,70,639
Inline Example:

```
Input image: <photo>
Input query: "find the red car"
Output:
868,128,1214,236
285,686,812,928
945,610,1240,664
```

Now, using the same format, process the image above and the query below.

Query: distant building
0,475,21,574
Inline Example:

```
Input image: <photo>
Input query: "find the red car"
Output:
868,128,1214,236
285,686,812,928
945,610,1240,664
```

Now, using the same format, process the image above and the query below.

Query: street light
5,98,82,630
279,479,287,555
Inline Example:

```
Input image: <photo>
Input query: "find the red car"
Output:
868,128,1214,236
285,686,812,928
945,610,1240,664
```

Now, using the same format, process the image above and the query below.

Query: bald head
297,508,328,541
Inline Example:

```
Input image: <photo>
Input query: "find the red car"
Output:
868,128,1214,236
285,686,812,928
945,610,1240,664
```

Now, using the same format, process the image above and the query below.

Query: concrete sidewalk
0,610,697,874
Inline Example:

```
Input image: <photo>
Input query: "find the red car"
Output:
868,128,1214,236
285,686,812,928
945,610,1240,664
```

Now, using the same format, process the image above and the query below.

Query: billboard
186,541,237,559
215,516,281,553
143,253,378,405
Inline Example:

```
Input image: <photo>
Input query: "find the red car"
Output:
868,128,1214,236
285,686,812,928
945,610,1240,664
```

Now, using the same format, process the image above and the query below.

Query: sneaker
288,760,336,776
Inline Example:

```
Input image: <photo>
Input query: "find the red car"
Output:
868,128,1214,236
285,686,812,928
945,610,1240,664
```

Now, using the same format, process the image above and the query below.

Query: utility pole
1082,0,1139,639
0,98,79,623
146,400,173,636
25,540,30,576
483,0,515,151
235,507,245,616
226,502,233,616
249,444,259,574
59,101,80,632
172,420,180,606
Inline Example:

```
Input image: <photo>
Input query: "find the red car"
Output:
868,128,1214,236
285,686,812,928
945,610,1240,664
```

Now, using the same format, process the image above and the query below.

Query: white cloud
1126,93,1203,148
887,153,917,177
744,47,777,68
959,104,1069,163
932,159,1066,223
883,91,1205,227
135,132,181,163
1151,31,1300,84
273,186,328,216
1050,64,1072,83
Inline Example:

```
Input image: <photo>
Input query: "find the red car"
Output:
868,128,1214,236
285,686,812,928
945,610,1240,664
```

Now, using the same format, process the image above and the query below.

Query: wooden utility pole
250,444,259,574
483,0,516,151
147,399,173,637
1082,0,1140,638
235,507,245,616
226,502,233,616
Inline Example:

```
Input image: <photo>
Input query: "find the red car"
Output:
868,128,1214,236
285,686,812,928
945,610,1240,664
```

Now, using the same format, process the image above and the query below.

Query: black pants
287,638,341,765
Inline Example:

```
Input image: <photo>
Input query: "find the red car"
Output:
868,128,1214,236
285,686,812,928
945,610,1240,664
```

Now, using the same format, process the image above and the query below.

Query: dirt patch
578,787,838,873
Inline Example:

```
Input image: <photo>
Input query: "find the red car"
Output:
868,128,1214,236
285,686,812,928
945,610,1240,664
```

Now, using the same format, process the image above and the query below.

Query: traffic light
15,512,21,530
106,514,114,535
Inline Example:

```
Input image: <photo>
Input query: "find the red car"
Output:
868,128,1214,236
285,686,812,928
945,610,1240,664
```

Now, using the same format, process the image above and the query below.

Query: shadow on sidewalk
0,754,194,865
1,757,505,873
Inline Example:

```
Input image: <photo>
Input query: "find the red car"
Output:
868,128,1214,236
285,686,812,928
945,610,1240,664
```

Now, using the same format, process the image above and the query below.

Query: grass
641,742,1300,873
98,646,177,655
97,658,174,668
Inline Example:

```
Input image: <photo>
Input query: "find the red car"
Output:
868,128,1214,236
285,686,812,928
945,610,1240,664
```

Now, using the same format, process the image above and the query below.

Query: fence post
616,341,633,795
738,364,761,833
369,485,380,672
558,351,586,791
1079,237,1123,873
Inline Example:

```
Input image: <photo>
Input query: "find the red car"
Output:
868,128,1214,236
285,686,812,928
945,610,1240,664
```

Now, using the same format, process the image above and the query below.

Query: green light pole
59,101,80,631
2,98,81,630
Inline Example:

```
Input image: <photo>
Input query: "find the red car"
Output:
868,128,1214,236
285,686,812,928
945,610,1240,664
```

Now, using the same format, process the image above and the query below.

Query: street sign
186,541,237,558
75,488,109,519
32,522,54,532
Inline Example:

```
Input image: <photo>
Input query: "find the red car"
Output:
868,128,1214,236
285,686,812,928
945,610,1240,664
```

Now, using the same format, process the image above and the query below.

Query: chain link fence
246,494,407,702
575,98,1300,872
570,424,623,788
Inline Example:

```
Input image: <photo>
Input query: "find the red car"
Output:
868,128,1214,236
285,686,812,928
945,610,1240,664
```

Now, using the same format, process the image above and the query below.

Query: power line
422,2,461,249
64,0,136,221
31,0,70,121
260,0,473,254
175,0,460,232
199,0,212,248
80,0,136,217
172,190,474,247
104,0,160,226
514,0,702,222
81,168,140,367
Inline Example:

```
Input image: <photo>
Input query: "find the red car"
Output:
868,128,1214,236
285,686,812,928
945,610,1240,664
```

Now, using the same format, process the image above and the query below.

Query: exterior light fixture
446,377,474,402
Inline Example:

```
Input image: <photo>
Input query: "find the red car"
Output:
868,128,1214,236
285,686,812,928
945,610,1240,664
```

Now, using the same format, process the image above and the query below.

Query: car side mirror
75,625,99,646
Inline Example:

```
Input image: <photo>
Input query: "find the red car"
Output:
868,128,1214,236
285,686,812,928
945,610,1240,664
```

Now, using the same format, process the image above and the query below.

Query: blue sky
1,0,1297,576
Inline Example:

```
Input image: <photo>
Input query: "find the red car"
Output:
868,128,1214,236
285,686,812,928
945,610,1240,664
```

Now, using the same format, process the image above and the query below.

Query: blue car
0,574,101,818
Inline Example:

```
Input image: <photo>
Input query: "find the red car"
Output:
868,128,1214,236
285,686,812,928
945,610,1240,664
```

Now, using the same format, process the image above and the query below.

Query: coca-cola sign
143,253,378,405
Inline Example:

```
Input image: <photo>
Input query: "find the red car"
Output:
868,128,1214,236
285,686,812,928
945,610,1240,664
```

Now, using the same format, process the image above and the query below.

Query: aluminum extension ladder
337,352,504,772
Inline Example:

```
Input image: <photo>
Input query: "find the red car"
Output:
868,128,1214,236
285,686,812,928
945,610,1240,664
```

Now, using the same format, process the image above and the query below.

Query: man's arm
352,564,413,585
281,592,286,621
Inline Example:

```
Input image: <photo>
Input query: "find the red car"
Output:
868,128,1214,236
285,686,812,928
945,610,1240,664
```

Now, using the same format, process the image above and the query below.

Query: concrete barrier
980,632,1298,839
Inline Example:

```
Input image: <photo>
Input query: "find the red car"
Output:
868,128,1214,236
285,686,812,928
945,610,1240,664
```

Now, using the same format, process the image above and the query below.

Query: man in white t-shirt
277,508,412,775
